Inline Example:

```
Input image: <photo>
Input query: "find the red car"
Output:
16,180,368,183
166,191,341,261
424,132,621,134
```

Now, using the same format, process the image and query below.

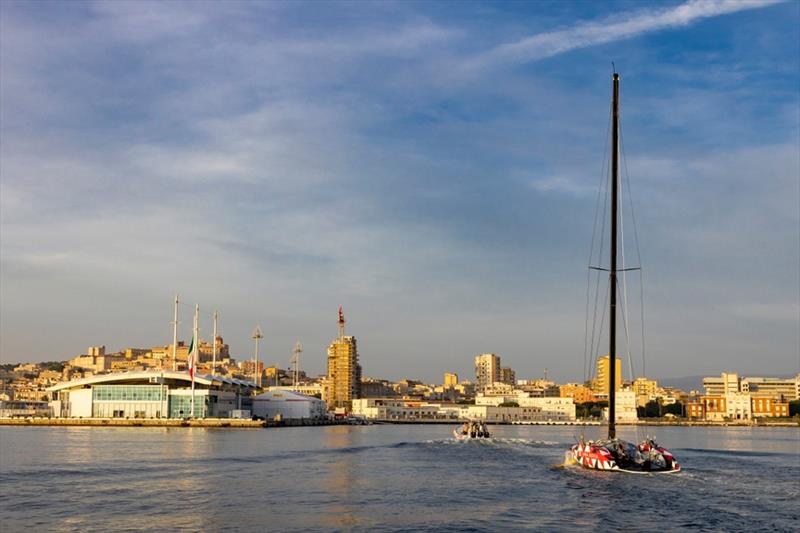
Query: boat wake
424,437,559,447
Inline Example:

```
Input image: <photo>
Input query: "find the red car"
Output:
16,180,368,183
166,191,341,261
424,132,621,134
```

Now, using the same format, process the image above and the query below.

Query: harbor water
0,424,797,532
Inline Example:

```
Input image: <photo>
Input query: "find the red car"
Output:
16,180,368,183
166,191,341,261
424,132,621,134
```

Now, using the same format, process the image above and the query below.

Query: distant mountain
657,376,705,392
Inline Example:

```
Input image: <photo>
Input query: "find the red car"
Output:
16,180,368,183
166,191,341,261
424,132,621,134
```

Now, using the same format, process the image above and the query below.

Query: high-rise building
444,373,459,388
593,355,622,394
499,366,516,386
475,353,500,391
324,307,362,411
703,372,740,396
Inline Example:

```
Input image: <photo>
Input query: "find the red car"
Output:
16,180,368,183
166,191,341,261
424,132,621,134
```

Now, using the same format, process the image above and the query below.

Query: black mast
609,72,619,440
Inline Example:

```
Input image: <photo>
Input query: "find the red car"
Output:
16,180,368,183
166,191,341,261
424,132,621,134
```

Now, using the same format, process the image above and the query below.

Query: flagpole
212,311,218,376
172,294,179,371
191,304,199,418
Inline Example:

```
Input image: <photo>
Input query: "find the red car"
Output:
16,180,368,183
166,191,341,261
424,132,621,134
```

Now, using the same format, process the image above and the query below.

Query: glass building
48,371,256,419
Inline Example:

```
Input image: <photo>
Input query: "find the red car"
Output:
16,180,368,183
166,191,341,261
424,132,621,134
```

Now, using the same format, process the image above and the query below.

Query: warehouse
252,389,326,421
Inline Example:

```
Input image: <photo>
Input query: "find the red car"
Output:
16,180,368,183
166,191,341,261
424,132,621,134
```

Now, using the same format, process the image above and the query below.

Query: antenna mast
252,326,263,389
292,341,303,388
338,306,346,340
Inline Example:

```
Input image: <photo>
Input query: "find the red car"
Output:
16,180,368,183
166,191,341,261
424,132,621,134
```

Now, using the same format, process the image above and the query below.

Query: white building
252,389,326,421
703,373,741,396
517,396,576,421
351,398,446,420
47,370,256,419
725,392,752,420
352,397,575,422
603,390,638,423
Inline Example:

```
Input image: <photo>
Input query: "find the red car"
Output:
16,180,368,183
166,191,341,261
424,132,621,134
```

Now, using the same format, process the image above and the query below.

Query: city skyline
2,1,798,382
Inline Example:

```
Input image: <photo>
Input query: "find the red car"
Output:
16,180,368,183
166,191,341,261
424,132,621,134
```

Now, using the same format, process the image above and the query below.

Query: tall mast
191,303,199,418
171,294,179,371
609,72,620,439
338,306,346,340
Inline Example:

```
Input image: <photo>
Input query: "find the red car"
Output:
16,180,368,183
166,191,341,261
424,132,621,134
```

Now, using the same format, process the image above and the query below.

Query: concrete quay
0,417,267,428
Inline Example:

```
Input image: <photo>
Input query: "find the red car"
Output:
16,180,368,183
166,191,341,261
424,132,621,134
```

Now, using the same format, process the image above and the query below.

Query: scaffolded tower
325,307,362,411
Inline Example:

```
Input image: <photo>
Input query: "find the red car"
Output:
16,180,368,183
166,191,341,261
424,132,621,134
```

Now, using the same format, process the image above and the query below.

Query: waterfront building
601,390,638,422
725,392,752,420
475,353,500,391
686,401,705,419
703,372,741,396
687,394,790,420
324,307,362,411
751,397,790,418
47,370,257,419
252,389,326,421
592,355,622,394
701,396,727,421
351,397,575,422
0,400,51,417
741,375,799,401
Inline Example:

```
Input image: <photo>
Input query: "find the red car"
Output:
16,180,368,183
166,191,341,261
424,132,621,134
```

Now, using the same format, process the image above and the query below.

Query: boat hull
567,440,681,474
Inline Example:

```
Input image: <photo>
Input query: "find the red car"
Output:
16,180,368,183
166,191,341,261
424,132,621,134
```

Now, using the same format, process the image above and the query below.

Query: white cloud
466,0,784,71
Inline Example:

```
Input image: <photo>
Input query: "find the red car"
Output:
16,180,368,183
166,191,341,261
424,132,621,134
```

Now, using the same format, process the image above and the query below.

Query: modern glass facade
168,394,211,419
93,385,165,402
92,385,167,418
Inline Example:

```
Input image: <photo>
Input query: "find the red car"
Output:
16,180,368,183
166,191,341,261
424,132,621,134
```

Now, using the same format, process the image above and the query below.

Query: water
1,424,797,532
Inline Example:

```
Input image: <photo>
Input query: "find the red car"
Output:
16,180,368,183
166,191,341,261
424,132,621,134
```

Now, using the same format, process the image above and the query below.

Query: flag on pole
188,330,196,381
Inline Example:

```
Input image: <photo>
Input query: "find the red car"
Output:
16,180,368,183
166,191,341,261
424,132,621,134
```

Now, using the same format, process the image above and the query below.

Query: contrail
466,0,784,71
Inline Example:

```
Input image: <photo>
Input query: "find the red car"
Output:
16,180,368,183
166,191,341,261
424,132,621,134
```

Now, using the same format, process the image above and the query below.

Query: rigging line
620,118,647,377
618,142,636,385
585,100,614,383
590,277,610,382
586,267,603,383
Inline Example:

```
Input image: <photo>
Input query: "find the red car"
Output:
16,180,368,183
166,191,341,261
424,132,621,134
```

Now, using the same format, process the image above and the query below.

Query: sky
1,0,798,383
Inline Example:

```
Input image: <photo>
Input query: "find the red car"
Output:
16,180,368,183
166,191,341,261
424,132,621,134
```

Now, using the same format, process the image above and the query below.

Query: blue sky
1,0,798,383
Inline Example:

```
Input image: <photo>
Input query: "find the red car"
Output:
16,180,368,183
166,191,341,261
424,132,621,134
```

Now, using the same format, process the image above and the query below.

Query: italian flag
188,333,196,381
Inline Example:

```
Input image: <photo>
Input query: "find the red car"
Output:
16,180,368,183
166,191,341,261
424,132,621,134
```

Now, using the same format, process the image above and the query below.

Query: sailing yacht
566,72,681,474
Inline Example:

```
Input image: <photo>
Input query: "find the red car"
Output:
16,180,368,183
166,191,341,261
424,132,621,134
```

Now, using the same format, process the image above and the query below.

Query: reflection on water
1,425,797,532
322,427,361,529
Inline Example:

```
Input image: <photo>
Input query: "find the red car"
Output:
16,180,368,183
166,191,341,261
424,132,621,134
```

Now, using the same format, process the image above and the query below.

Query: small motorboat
453,420,491,440
567,436,680,474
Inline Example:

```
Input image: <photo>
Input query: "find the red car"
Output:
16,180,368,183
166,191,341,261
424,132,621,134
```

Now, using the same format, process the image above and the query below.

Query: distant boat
566,71,680,474
453,420,491,440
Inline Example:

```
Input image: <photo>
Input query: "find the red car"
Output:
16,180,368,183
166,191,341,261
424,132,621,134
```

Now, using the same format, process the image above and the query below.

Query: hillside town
2,328,798,424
